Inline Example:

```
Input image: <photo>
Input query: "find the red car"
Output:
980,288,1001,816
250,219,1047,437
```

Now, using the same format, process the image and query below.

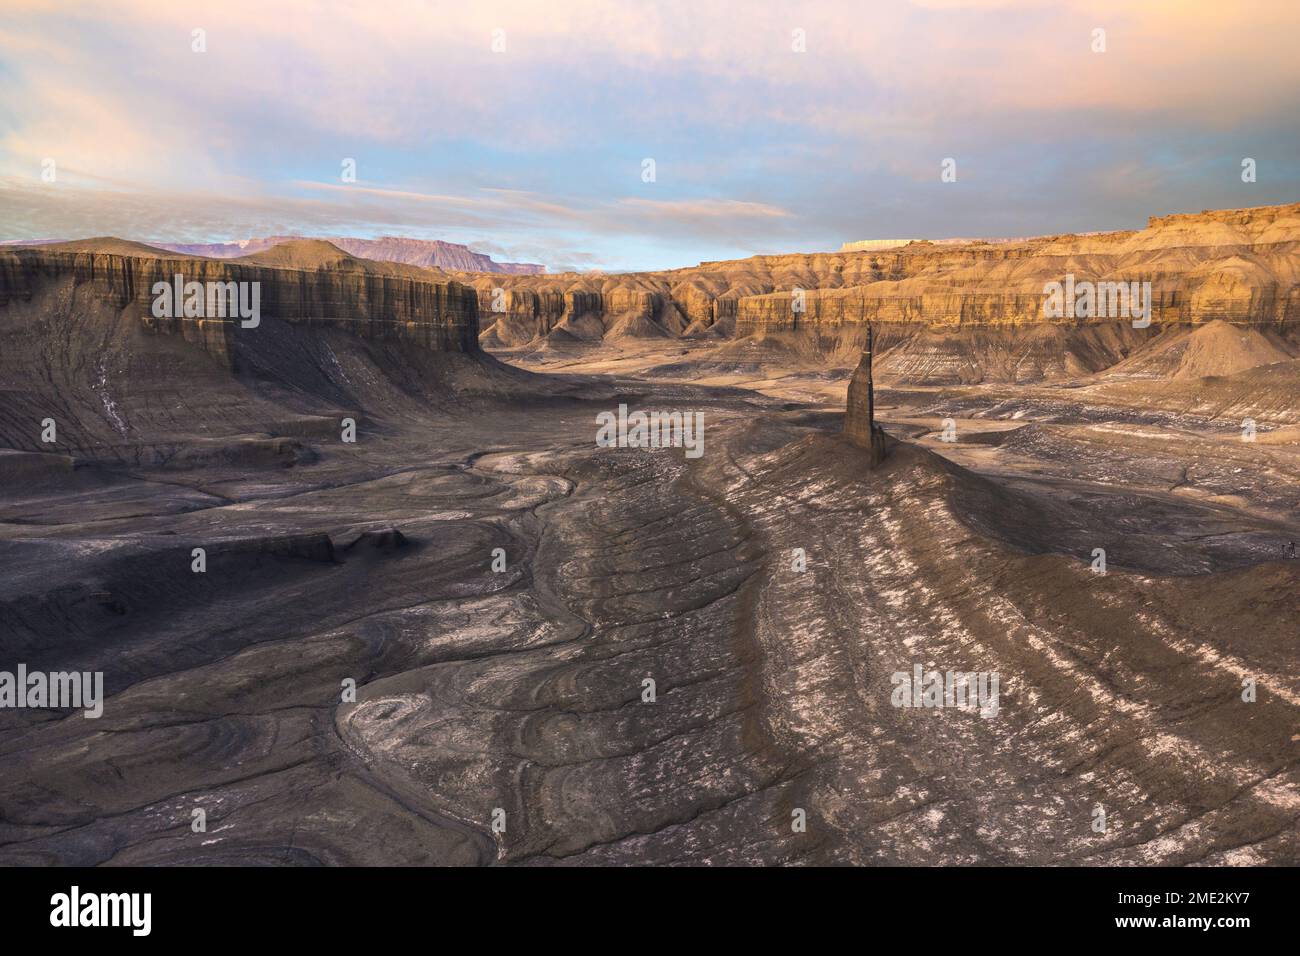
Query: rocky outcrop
733,270,1298,335
0,241,480,369
844,326,888,465
476,203,1300,352
472,282,685,344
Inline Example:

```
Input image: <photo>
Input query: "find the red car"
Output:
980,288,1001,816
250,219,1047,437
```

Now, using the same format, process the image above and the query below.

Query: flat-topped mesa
844,324,888,466
734,200,1300,335
471,202,1300,349
0,241,480,369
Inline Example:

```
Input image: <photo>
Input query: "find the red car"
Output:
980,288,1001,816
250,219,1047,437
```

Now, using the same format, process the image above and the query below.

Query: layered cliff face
732,247,1298,334
477,203,1300,357
471,277,696,346
0,239,480,369
0,240,487,459
472,285,677,346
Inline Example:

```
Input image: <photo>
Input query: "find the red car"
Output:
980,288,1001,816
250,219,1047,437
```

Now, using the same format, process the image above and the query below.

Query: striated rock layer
476,203,1300,352
0,238,505,462
0,240,480,369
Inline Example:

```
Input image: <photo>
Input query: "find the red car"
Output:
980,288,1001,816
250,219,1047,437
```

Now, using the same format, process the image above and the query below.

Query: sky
1,0,1297,272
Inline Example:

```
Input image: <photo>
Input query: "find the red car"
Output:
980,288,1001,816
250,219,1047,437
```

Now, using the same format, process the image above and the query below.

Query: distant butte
0,235,547,276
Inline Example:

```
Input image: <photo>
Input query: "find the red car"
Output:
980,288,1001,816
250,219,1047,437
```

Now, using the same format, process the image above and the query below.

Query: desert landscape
2,2,1298,892
0,202,1297,866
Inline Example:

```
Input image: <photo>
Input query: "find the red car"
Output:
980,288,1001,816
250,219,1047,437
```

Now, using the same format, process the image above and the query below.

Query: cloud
0,0,1296,270
617,198,792,221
